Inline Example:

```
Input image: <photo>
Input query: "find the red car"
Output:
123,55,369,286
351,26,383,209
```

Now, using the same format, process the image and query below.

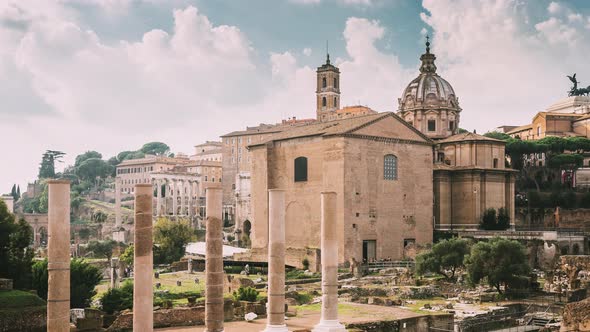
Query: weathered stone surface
561,297,590,332
0,279,13,290
0,306,46,332
107,307,205,331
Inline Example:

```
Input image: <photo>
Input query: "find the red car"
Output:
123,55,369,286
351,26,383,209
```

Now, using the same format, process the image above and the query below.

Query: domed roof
398,38,461,112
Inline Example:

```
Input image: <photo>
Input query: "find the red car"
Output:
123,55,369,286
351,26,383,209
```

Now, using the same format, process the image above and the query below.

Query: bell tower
316,51,340,122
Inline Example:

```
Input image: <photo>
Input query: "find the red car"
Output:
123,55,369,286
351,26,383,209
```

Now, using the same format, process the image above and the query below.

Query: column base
312,320,347,332
262,324,289,332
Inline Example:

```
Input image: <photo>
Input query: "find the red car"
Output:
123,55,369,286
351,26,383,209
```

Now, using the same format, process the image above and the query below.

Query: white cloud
547,2,562,15
290,0,372,5
420,0,590,133
303,47,312,56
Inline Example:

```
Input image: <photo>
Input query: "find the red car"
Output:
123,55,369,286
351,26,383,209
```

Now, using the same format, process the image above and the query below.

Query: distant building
0,195,14,213
191,141,222,162
116,155,190,194
507,96,590,140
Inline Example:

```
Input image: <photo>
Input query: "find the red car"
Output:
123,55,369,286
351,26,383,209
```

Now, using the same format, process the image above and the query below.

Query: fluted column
313,192,346,332
180,180,186,216
156,179,162,216
172,180,178,217
188,180,194,221
115,177,122,228
47,179,71,332
205,187,224,332
133,184,153,332
264,189,288,332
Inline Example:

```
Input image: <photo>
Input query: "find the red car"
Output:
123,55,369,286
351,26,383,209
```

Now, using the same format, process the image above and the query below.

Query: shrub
415,238,470,279
100,281,133,314
233,286,258,302
32,258,102,308
302,257,310,270
480,208,497,230
497,208,510,230
0,290,46,309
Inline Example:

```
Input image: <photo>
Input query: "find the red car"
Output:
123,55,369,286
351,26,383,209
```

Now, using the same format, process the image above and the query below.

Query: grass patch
0,290,46,309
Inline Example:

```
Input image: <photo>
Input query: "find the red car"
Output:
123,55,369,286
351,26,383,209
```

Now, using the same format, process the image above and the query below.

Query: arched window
384,154,398,180
333,97,337,107
322,77,327,88
294,157,308,182
322,97,327,107
334,77,338,88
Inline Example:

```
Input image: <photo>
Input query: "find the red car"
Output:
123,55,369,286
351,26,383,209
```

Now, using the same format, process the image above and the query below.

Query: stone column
205,187,224,332
156,179,162,216
172,180,178,217
264,189,288,332
180,180,187,216
110,257,120,289
188,180,194,221
47,179,71,332
313,192,346,332
133,184,153,332
115,177,122,228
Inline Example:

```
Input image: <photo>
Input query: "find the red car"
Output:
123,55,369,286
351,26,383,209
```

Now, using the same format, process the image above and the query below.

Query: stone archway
243,220,251,236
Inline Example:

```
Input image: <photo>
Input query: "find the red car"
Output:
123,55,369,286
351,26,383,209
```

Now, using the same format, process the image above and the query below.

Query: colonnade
47,180,345,331
151,176,200,218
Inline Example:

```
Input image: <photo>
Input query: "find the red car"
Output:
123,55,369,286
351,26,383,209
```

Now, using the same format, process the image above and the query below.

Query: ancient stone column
172,180,178,217
188,180,194,221
264,189,288,332
47,179,71,332
110,257,120,289
313,192,346,332
205,187,224,332
115,177,122,228
156,179,162,216
133,184,153,332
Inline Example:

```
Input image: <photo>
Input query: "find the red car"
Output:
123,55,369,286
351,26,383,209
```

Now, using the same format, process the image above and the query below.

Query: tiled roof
250,112,430,146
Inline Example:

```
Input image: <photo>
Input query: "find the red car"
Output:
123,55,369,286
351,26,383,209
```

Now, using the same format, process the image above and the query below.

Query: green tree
38,150,65,179
119,244,134,266
140,142,170,156
100,281,133,314
75,158,114,181
75,151,103,167
16,185,20,200
10,184,16,200
32,258,102,308
465,238,531,294
86,240,118,260
547,153,583,170
484,131,511,141
153,218,195,264
0,201,35,289
117,150,145,162
415,238,470,279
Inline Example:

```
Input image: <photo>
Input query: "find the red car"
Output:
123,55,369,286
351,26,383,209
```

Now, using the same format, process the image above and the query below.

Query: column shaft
47,180,71,332
172,180,178,216
313,192,346,332
188,181,194,221
156,179,162,216
205,188,224,332
115,177,122,228
264,190,288,332
133,184,153,332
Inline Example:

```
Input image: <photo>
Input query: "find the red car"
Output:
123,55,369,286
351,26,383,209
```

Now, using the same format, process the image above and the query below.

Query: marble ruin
133,184,154,332
47,180,71,332
205,187,224,332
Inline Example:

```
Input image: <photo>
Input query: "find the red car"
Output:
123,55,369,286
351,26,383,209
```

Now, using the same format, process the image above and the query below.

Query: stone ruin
544,255,590,302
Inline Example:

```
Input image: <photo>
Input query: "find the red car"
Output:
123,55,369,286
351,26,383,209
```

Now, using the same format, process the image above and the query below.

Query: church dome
398,39,461,113
397,37,461,139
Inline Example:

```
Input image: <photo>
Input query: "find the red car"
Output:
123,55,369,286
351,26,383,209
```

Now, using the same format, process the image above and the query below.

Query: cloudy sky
2,0,590,192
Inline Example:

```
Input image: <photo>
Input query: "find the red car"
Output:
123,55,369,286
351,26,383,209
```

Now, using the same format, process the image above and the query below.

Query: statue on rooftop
568,73,590,96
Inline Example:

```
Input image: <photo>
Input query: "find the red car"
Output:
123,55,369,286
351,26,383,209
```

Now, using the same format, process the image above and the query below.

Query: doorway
362,240,376,262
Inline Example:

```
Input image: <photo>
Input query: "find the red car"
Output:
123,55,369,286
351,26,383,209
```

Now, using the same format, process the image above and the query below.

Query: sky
1,0,590,192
